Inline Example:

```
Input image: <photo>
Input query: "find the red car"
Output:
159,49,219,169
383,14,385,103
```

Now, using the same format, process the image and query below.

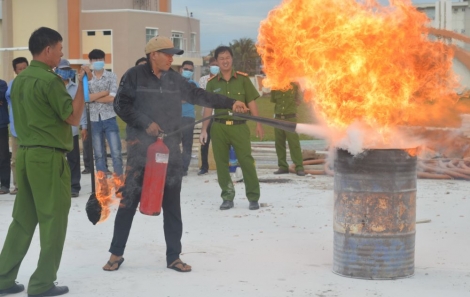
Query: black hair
214,46,233,59
135,57,147,66
208,57,216,64
88,49,105,60
182,60,194,67
28,27,63,56
12,57,29,71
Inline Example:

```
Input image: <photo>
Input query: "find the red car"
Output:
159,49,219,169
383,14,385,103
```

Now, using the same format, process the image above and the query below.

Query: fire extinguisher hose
162,112,297,138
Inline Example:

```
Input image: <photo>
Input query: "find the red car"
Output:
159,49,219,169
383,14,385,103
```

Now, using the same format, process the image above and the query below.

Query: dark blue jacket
0,80,9,129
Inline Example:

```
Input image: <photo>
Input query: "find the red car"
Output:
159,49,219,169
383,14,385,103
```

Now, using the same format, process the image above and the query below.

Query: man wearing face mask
197,57,219,175
55,59,87,197
180,61,198,176
82,49,123,177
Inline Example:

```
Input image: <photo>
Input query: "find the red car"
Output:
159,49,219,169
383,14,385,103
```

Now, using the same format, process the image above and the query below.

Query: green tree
209,38,260,76
229,38,260,75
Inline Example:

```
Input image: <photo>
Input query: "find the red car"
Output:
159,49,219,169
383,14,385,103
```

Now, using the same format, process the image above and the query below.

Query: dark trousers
181,117,195,172
82,131,108,171
0,127,10,188
199,120,212,171
66,135,81,194
82,133,91,171
109,140,183,266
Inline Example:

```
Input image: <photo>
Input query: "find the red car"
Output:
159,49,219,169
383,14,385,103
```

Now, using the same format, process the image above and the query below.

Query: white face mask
92,61,105,71
182,70,193,79
210,65,220,75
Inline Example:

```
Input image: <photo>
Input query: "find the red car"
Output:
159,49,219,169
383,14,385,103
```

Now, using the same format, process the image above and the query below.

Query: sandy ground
0,168,469,297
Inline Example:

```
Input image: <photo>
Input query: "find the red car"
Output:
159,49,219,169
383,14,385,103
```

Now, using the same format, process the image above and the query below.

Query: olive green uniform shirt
206,69,261,201
206,70,259,118
270,83,300,115
10,60,74,151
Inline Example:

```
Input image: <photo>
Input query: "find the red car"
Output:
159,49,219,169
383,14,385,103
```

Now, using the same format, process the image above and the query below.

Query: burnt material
333,149,417,279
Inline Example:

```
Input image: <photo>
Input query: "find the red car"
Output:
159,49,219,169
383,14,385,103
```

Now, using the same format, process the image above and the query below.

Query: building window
172,32,184,50
103,31,112,36
146,28,158,43
190,33,196,52
87,31,96,36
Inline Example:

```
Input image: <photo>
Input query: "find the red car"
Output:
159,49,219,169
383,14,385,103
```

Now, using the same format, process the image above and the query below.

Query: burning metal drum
333,149,417,279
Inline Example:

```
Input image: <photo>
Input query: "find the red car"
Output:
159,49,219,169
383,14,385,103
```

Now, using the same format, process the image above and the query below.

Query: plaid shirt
88,70,118,122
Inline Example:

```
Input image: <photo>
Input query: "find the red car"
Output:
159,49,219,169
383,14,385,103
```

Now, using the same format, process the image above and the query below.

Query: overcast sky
172,0,464,55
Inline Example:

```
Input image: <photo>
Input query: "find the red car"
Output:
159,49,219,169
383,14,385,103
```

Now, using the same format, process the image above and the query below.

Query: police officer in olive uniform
271,83,305,176
201,46,264,210
0,27,85,297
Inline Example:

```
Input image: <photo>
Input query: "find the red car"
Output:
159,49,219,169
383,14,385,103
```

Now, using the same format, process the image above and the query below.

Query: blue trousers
91,117,123,175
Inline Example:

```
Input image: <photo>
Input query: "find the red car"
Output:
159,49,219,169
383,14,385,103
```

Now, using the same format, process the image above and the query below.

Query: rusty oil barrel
333,148,417,279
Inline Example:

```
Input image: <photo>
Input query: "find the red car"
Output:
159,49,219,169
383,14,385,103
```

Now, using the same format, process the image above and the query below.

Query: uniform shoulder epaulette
236,71,248,76
208,75,217,82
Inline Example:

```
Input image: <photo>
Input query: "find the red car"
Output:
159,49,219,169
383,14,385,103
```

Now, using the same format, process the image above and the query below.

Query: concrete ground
0,141,470,297
0,143,469,297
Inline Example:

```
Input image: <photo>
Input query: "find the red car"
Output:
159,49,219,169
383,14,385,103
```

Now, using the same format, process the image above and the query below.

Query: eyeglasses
182,68,193,72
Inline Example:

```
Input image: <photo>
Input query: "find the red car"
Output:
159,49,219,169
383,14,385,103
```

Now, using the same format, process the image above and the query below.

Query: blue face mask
92,61,105,71
210,65,220,75
182,70,193,79
55,69,76,80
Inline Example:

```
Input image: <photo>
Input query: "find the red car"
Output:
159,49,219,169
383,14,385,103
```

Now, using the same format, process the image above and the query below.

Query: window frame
146,27,159,43
171,31,185,51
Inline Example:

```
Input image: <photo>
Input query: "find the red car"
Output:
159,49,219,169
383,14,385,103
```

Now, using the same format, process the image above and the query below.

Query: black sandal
167,259,192,272
103,257,124,271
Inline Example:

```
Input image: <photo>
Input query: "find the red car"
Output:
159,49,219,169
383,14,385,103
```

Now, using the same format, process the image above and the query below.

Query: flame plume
258,0,460,146
95,171,124,223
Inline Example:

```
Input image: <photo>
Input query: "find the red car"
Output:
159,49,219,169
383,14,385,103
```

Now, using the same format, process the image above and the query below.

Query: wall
82,0,170,12
81,10,201,79
12,0,59,50
82,30,113,69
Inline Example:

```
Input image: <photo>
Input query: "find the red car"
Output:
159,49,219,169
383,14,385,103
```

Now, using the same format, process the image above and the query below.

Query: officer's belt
213,119,246,125
20,145,67,154
275,114,296,119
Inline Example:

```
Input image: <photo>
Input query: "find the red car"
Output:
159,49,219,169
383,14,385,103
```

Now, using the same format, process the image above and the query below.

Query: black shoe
273,168,289,174
197,169,208,175
28,285,69,297
219,200,234,210
296,170,306,176
81,169,90,174
71,192,79,198
249,201,260,210
0,282,24,295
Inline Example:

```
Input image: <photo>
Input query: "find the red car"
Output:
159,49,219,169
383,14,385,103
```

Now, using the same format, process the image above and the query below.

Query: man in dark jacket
103,36,248,272
0,79,10,195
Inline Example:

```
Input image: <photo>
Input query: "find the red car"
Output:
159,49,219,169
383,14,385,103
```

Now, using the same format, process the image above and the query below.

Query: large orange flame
257,0,461,148
95,171,125,223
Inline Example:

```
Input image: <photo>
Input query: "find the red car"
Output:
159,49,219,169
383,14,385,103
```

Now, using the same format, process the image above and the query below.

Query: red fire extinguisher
139,137,169,216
